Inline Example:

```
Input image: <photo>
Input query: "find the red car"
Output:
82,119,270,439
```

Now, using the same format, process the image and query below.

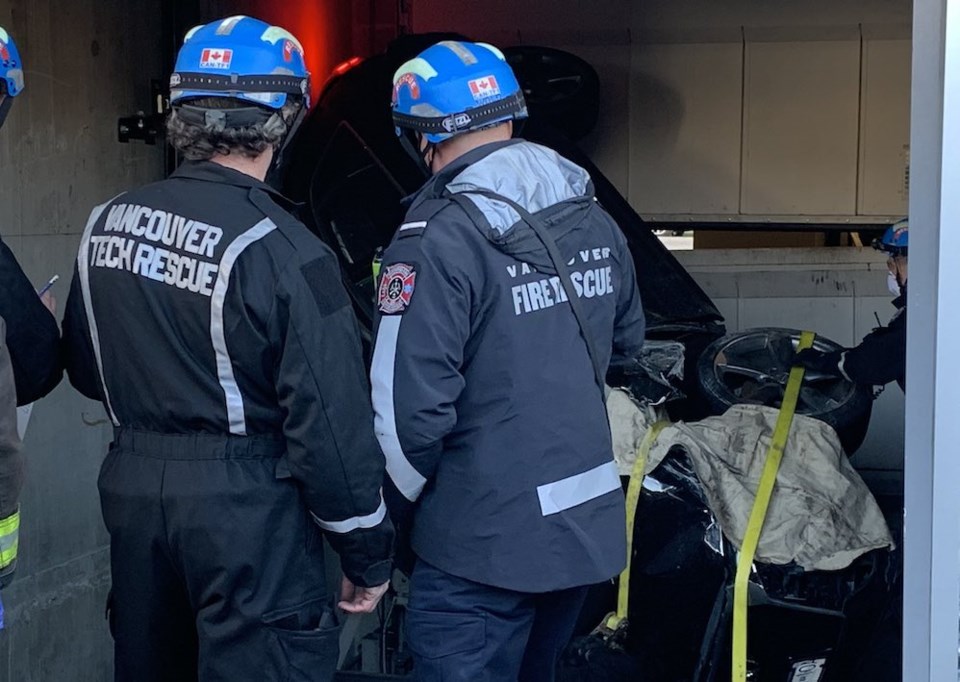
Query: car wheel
505,46,600,141
696,328,873,455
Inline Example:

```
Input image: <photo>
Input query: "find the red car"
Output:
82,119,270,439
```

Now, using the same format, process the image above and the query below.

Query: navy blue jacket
371,140,645,592
841,291,906,390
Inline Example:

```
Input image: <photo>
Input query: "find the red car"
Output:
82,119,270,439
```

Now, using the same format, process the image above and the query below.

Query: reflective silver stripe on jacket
399,221,427,232
311,494,388,534
537,460,621,516
210,218,277,435
78,200,121,426
371,315,427,502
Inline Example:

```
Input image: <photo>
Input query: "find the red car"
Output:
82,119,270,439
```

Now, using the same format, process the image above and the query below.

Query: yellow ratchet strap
605,420,670,632
732,330,815,682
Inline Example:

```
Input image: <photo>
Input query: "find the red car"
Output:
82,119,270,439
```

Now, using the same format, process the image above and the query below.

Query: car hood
282,33,724,336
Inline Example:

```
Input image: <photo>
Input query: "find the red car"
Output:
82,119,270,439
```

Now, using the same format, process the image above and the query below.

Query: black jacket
62,161,393,586
371,140,645,592
842,291,906,390
0,237,62,404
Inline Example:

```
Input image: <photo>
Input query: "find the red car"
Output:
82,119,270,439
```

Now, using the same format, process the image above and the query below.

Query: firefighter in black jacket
0,27,59,592
0,27,61,406
61,17,392,681
373,41,645,680
796,220,908,390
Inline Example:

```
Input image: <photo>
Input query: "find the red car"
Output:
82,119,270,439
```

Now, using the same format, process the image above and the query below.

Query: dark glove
794,348,843,377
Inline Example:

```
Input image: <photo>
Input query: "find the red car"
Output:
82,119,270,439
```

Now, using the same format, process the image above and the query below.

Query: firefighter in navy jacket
61,18,392,682
372,41,645,681
796,220,909,390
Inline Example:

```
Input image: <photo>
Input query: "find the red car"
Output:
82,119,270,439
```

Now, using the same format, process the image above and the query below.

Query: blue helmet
170,16,310,113
0,27,23,130
875,218,908,256
391,40,527,144
0,27,24,98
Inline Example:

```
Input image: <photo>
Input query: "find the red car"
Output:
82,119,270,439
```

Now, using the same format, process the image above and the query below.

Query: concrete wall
0,0,165,679
675,247,906,472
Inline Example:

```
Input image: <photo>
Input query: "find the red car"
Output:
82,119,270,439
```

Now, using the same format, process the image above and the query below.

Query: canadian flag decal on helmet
200,48,233,69
468,75,500,101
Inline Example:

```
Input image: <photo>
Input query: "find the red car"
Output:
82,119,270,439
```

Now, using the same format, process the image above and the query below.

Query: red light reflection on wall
235,0,353,104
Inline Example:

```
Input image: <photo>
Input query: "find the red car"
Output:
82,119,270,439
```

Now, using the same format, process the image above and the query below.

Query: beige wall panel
554,43,632,196
632,0,911,34
741,40,861,215
630,42,743,214
859,39,912,215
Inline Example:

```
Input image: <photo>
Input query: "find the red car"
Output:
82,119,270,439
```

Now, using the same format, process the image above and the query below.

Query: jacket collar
171,161,300,210
405,139,525,206
432,139,525,190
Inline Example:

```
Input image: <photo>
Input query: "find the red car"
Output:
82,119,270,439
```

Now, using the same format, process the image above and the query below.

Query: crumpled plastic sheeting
607,395,894,572
607,389,669,476
612,340,686,406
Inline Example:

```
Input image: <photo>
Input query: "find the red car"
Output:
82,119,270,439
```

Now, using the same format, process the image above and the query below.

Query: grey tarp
608,390,893,571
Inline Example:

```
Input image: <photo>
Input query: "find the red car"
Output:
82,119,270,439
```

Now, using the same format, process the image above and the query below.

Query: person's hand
794,348,842,377
40,291,56,315
338,575,389,614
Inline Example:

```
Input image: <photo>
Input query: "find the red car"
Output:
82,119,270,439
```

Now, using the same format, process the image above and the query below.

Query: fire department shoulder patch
378,263,417,314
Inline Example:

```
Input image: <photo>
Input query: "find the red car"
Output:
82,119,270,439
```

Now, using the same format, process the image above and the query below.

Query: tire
696,328,873,455
505,46,600,141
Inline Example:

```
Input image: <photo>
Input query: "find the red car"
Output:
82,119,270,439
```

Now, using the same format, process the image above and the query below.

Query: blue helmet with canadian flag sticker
392,40,527,144
0,26,24,98
170,15,310,110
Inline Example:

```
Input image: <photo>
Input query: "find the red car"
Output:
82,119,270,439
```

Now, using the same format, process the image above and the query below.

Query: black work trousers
99,429,337,682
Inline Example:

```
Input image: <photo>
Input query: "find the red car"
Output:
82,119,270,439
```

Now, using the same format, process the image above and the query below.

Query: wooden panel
858,39,912,215
629,42,743,214
741,40,861,215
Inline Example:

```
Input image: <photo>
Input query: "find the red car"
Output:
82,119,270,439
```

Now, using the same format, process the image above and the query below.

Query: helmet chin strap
0,97,14,130
269,102,306,176
398,129,434,178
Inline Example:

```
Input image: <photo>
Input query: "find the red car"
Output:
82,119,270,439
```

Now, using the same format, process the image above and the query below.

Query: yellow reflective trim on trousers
0,537,19,568
732,331,815,682
605,420,669,632
0,511,19,537
0,510,21,568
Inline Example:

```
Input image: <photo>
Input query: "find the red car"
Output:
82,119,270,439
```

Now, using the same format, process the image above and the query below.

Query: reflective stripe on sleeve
838,351,853,382
536,460,621,516
371,315,427,502
78,200,121,426
399,221,427,232
210,218,277,435
311,495,388,534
